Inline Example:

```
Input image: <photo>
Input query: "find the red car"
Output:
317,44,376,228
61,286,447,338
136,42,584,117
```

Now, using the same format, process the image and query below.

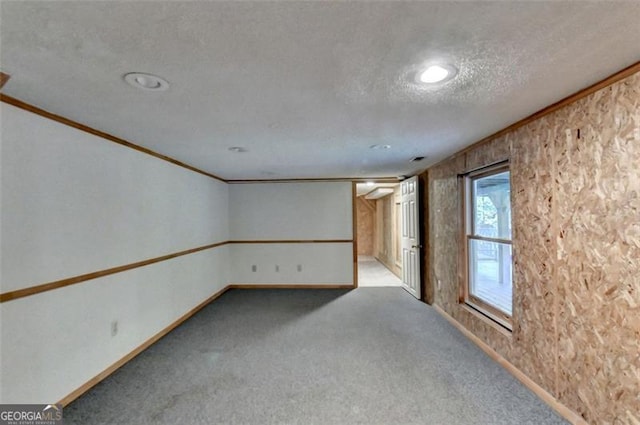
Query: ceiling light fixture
228,146,248,153
366,181,375,186
417,64,457,84
370,144,391,150
365,188,395,200
124,72,170,91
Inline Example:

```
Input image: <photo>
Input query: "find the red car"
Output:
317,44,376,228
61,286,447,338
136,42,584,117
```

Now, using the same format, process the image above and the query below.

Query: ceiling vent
369,144,391,150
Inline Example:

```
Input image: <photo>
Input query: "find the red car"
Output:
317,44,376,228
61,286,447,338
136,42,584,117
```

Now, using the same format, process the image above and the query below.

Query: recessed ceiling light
370,144,391,150
228,146,248,153
124,72,169,91
417,64,458,84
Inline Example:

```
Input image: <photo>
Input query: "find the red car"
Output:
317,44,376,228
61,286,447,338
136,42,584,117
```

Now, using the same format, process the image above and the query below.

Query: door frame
352,179,417,291
400,176,422,299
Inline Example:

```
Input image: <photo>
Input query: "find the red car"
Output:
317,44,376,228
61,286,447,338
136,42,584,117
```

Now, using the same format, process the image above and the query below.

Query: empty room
0,2,638,424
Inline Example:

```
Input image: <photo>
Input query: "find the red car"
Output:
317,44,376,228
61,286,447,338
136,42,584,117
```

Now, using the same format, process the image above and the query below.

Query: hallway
357,255,402,287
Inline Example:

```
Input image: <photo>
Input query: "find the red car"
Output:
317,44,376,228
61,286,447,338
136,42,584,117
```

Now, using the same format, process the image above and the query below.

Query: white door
401,176,421,299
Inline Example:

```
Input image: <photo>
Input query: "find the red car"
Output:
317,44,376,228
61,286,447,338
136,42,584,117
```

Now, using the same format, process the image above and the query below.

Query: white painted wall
0,247,229,404
229,182,352,240
0,107,356,405
230,243,353,284
229,182,353,284
1,104,229,293
0,104,229,403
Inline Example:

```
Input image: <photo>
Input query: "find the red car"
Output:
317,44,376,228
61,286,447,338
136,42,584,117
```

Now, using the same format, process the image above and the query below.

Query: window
464,163,512,329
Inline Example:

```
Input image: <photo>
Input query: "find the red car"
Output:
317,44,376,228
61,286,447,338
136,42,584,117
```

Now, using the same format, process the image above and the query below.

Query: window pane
469,238,512,315
472,171,511,239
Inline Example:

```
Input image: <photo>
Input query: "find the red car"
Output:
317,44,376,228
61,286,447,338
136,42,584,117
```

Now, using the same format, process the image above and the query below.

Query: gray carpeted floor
64,288,566,424
357,256,402,287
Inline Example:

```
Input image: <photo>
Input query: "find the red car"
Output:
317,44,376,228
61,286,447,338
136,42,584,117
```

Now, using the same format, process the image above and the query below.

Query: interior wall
418,173,430,304
228,182,353,285
0,103,230,404
374,189,401,277
424,71,640,424
356,197,374,255
393,188,402,272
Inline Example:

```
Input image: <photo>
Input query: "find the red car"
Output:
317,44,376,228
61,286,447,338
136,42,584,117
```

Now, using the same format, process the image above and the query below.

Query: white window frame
462,161,513,330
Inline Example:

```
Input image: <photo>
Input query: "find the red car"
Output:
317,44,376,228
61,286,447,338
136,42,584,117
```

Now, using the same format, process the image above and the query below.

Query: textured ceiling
1,1,639,180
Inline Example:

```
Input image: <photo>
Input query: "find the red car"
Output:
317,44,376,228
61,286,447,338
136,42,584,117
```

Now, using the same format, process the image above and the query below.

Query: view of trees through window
467,168,513,320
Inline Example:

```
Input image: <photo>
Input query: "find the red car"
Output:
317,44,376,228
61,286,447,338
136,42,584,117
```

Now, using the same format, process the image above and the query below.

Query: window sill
459,302,513,338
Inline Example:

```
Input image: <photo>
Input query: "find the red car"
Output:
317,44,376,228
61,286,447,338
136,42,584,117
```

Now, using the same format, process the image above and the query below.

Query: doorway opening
355,182,403,287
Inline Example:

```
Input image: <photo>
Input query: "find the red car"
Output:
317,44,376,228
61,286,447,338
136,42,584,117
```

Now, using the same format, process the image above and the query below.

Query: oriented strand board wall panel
428,156,464,314
375,200,384,260
425,71,640,425
554,73,640,424
374,191,401,277
380,195,393,261
465,133,510,172
356,197,374,255
509,122,557,395
419,173,432,304
452,137,513,362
